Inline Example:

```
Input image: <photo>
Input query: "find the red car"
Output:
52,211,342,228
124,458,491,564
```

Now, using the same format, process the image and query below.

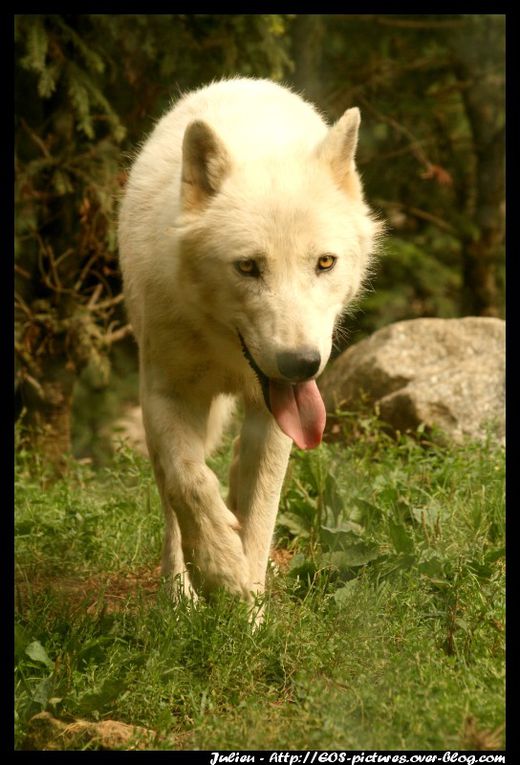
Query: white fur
118,77,380,606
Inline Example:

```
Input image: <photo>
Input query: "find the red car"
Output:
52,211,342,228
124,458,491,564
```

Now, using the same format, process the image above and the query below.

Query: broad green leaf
15,624,31,662
32,676,53,708
418,551,446,580
323,474,344,517
333,579,361,606
319,524,364,551
25,640,54,670
321,543,380,569
288,553,317,581
467,547,504,580
79,677,128,714
388,520,415,554
277,512,311,538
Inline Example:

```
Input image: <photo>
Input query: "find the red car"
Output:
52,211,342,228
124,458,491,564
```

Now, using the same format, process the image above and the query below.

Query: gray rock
319,317,505,443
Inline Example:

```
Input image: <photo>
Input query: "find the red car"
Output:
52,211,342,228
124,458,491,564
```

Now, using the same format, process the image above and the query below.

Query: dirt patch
16,549,294,614
460,714,505,750
16,566,163,614
22,711,172,750
270,546,295,573
16,553,294,750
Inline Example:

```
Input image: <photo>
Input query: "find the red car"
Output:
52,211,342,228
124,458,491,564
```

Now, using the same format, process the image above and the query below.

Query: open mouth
238,332,326,450
238,332,271,411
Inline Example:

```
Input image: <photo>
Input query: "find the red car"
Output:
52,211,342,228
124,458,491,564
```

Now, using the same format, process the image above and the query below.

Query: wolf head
176,108,382,447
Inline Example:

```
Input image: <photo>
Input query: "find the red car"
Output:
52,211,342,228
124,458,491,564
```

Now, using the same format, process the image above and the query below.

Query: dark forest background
14,14,505,465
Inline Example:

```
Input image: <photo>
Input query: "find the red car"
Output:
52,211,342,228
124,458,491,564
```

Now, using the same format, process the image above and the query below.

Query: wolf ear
317,107,362,197
181,120,231,210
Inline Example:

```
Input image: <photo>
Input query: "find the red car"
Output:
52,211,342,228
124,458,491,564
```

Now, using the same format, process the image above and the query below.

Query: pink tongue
269,379,326,450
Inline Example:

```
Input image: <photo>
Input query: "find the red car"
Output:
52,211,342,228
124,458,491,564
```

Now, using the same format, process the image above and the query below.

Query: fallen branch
86,283,103,309
15,264,31,279
89,293,125,312
103,324,133,345
23,711,166,751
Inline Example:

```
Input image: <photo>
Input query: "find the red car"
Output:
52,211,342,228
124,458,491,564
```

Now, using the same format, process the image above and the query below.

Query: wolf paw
182,518,251,600
162,570,198,603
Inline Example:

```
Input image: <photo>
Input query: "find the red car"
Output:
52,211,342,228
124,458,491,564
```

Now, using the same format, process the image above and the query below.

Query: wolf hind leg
205,394,236,457
161,504,198,601
147,438,197,600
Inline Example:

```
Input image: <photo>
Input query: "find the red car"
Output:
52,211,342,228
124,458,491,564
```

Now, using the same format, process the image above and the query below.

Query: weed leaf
388,520,415,554
25,640,54,669
277,512,311,538
321,543,380,569
319,523,364,550
333,579,361,606
32,676,54,708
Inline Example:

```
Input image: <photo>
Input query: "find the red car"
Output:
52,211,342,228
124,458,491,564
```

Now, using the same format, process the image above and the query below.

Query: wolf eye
316,254,337,272
235,259,260,278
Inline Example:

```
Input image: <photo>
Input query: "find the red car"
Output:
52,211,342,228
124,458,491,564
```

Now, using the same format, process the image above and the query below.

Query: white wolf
118,77,380,605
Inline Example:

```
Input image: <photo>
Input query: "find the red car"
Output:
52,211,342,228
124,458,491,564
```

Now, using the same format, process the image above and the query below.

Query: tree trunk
460,110,505,317
290,15,325,103
451,18,505,317
18,343,76,472
462,217,504,318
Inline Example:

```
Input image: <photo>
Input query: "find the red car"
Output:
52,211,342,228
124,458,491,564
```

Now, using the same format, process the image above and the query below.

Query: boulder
319,317,505,443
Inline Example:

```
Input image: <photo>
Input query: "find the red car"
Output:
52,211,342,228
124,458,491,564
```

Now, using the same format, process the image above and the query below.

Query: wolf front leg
147,449,196,601
228,402,293,597
142,388,251,600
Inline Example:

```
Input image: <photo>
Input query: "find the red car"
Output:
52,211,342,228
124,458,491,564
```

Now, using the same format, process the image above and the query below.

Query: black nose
276,348,321,381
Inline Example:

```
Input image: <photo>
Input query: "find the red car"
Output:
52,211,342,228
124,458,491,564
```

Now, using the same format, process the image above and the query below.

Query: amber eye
317,254,337,272
235,259,260,277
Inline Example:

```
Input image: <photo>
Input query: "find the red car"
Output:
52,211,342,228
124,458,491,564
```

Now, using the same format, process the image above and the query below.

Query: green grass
15,418,505,750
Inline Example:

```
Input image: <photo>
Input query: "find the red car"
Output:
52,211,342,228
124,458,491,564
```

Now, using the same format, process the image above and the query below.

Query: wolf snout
276,348,321,381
